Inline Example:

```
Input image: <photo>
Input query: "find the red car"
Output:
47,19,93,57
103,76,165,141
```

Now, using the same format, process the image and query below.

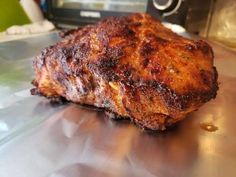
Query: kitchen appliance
46,0,213,34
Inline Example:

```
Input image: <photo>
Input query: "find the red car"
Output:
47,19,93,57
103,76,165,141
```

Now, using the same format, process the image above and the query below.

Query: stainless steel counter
0,33,236,177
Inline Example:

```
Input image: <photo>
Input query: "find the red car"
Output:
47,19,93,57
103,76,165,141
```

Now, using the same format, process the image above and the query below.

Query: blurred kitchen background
0,0,235,50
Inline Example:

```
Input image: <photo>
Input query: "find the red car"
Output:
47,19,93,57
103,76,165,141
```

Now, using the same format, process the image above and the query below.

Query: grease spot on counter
200,122,218,132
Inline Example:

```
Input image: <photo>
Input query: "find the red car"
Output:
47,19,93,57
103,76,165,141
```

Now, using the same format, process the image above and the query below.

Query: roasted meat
31,13,218,130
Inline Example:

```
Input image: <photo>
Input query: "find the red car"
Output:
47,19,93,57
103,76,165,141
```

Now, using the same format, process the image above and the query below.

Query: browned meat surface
31,13,218,130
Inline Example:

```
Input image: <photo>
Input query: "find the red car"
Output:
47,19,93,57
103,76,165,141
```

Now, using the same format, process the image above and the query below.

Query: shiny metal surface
0,33,61,144
0,33,236,177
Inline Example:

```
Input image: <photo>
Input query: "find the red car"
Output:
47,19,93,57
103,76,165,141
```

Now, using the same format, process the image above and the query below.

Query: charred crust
155,36,168,44
142,58,150,68
30,87,67,106
31,79,38,87
106,46,124,60
52,70,65,84
96,46,123,69
77,85,88,95
97,57,117,69
76,76,94,95
144,80,185,109
96,31,109,46
123,26,135,37
75,67,86,77
89,46,124,81
119,64,136,81
73,42,90,63
95,58,119,81
105,110,129,120
119,101,177,131
48,96,67,105
52,47,72,75
124,68,132,77
104,110,173,131
59,28,82,38
212,66,219,98
96,16,135,39
196,40,214,57
122,78,218,111
200,69,211,85
30,88,42,96
34,46,54,69
132,115,175,132
140,42,154,58
104,71,119,82
90,59,120,81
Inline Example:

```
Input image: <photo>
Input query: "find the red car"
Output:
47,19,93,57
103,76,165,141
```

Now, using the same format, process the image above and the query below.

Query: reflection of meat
31,13,218,130
129,117,199,176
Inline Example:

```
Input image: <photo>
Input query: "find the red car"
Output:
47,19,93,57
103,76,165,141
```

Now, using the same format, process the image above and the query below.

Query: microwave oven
46,0,214,35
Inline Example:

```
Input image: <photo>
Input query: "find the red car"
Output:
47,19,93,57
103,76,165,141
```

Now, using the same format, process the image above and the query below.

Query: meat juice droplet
200,122,218,132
